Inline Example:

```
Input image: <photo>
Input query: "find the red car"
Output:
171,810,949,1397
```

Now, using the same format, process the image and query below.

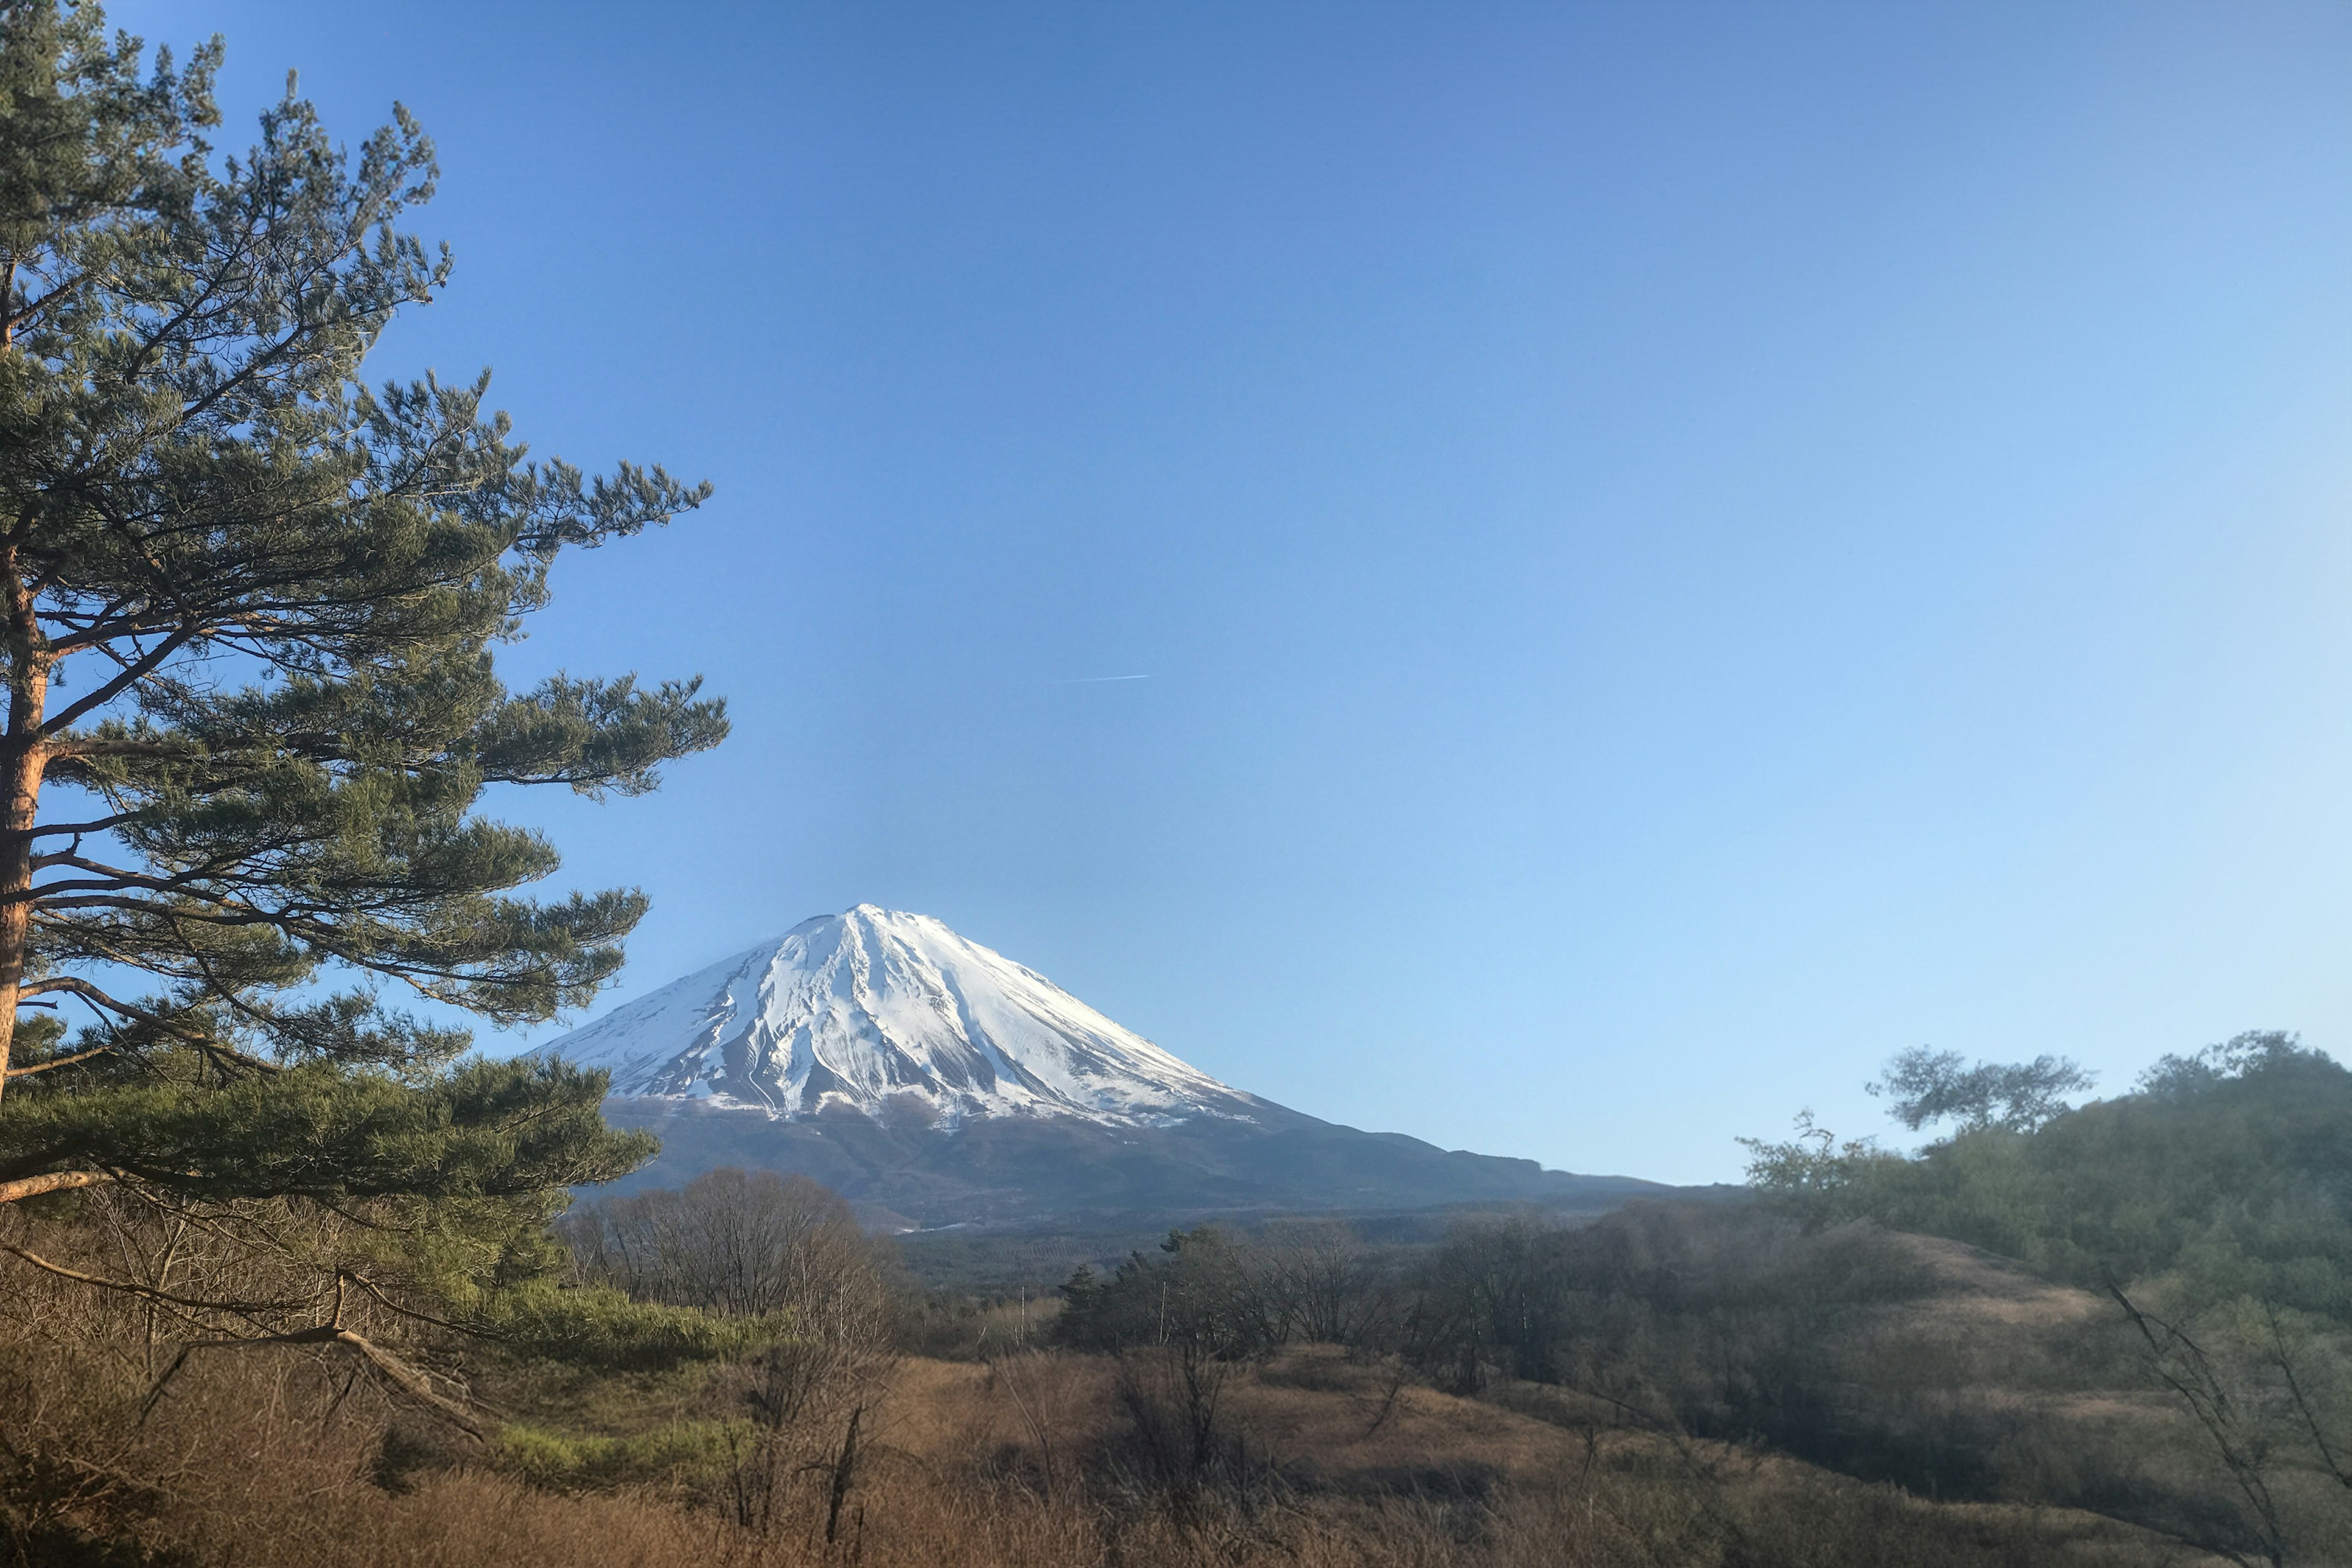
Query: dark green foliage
2136,1027,2310,1097
1751,1033,2352,1314
0,0,721,1218
487,1417,749,1494
3,1055,650,1203
0,0,730,1450
1868,1044,2095,1134
481,1283,781,1373
1747,1033,2352,1562
1054,1225,1281,1358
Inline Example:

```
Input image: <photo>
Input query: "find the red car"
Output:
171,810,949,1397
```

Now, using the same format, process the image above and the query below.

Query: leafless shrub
0,1193,421,1560
1256,1218,1400,1349
568,1172,902,1539
1111,1340,1243,1492
564,1169,891,1321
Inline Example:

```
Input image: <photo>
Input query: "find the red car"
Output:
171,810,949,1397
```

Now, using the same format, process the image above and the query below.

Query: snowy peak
539,905,1254,1128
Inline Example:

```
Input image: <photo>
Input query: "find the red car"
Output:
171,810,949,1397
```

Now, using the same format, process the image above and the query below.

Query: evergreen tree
0,1,724,1408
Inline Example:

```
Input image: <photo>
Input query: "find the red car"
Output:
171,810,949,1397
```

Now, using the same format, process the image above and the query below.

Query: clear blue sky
116,1,2352,1183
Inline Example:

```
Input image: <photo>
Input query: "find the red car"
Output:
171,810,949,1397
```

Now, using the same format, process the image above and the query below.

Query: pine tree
0,2,725,1409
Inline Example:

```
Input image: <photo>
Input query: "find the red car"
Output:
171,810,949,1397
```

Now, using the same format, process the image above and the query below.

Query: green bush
1750,1032,2352,1315
489,1418,749,1492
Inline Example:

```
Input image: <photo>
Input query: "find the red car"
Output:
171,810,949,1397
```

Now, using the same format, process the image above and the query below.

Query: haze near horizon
118,0,2352,1183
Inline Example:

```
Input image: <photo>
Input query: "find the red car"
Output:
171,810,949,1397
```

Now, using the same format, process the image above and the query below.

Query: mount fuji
541,905,1262,1128
540,906,1663,1224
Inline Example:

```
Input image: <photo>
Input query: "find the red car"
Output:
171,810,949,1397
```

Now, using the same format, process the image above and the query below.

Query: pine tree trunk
0,547,49,1105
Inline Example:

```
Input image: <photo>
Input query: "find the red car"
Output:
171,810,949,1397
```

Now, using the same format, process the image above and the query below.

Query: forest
9,1032,2352,1567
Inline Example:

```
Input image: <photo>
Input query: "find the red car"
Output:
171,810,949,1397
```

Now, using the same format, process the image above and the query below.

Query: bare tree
562,1168,889,1321
2103,1281,2343,1568
566,1170,900,1539
1256,1218,1395,1349
1407,1216,1575,1390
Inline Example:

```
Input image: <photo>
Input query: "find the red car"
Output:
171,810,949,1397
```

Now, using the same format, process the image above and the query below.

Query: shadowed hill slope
597,1095,1664,1226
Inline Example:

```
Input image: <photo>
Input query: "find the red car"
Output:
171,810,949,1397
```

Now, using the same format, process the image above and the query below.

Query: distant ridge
542,907,1667,1225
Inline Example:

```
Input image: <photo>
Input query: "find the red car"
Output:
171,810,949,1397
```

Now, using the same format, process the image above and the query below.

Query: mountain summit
545,907,1669,1224
540,906,1255,1127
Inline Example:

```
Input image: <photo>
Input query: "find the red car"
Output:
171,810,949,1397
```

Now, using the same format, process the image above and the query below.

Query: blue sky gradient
116,1,2352,1181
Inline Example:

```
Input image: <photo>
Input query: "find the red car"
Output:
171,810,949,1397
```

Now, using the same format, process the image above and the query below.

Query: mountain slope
543,906,1662,1224
594,1095,1667,1226
541,905,1254,1126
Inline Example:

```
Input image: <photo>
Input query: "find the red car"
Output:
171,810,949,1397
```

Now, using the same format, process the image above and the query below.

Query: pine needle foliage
0,0,726,1421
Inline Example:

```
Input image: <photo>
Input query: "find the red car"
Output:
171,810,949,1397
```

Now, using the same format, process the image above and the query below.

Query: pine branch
0,1168,117,1204
39,622,200,734
20,974,279,1075
4,1041,115,1075
24,812,141,839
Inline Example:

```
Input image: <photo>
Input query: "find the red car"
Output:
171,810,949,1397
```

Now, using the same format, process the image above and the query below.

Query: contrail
1055,674,1152,684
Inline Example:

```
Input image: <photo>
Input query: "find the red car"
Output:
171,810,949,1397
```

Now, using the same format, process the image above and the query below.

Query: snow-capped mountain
544,904,1674,1224
538,905,1257,1128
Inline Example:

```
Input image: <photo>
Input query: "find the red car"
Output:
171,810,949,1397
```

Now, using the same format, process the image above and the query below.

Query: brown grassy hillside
4,1342,2223,1568
0,1188,2260,1567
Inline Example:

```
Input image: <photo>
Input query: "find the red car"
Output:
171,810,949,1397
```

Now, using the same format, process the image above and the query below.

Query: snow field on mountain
540,905,1253,1128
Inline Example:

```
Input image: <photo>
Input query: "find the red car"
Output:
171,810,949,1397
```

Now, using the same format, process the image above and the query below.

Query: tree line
1741,1030,2352,1566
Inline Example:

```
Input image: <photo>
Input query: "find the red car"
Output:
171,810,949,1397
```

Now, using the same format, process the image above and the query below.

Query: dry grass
7,1329,2234,1568
1896,1233,2106,1330
279,1452,2201,1568
211,1475,757,1568
3,1239,2234,1568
